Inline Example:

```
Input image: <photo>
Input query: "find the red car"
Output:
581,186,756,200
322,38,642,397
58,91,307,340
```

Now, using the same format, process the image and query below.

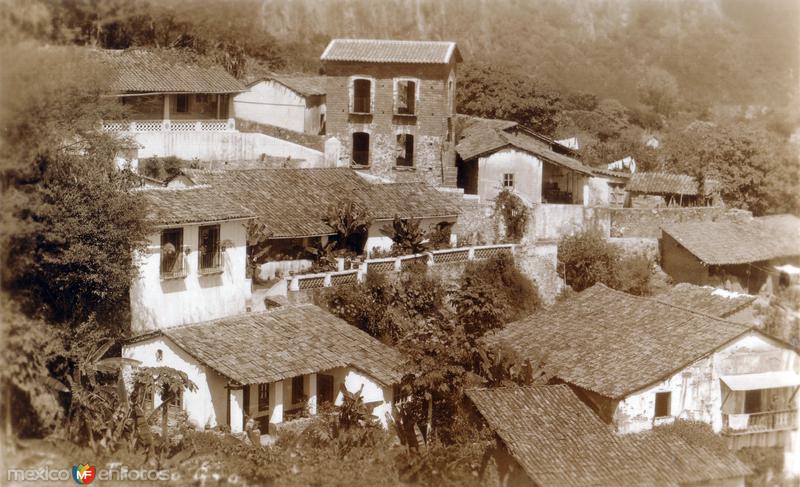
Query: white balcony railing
102,119,236,133
287,244,515,292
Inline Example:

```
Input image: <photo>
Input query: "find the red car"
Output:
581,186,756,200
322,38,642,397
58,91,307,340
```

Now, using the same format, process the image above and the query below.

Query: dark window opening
258,383,270,412
198,224,221,271
396,134,414,167
176,94,189,113
352,132,370,165
291,376,305,404
503,173,515,188
318,375,334,405
160,228,184,277
352,79,371,113
654,391,671,418
396,80,416,115
744,390,762,414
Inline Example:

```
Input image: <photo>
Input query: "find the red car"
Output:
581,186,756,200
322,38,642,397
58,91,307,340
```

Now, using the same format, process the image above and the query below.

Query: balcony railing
160,248,187,280
198,245,224,275
722,409,798,434
102,119,236,133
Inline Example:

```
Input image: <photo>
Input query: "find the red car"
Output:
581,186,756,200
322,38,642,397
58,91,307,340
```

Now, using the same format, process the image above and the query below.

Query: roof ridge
160,303,317,334
594,284,751,332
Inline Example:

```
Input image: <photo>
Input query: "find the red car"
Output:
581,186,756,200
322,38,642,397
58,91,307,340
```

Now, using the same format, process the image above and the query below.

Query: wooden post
216,94,221,119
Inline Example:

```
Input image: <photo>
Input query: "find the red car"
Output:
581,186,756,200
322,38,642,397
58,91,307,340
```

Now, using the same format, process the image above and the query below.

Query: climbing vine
494,189,530,242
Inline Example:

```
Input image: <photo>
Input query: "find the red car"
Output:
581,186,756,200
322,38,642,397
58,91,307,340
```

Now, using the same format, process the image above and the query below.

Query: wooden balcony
722,409,797,449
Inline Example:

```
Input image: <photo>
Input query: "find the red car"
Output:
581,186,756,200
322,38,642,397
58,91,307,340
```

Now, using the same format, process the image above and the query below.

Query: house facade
489,284,800,474
130,185,255,332
321,39,462,187
455,116,592,206
467,385,752,486
661,215,800,294
123,305,404,434
99,49,325,168
233,75,327,135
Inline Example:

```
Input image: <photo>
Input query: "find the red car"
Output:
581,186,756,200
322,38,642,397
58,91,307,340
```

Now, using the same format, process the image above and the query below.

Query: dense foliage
493,189,530,243
558,230,652,295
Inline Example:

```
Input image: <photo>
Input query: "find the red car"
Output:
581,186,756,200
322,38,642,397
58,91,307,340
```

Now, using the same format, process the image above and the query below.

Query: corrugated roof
157,304,404,386
487,284,752,399
654,283,756,318
99,49,245,94
184,168,460,238
321,39,461,64
138,186,255,226
662,214,800,265
626,172,721,196
467,385,751,487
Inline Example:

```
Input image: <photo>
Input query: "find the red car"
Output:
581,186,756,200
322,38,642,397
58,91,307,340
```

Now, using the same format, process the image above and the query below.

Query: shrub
494,189,529,242
380,216,428,255
558,230,652,295
139,156,185,181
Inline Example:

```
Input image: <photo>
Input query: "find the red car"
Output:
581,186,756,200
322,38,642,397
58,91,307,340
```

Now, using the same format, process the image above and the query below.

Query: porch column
270,380,284,426
308,373,318,416
229,386,244,434
216,94,221,119
163,95,171,121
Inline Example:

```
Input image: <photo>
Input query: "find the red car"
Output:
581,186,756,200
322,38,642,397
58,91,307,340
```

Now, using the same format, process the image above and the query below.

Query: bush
494,189,529,243
139,156,186,181
558,230,652,295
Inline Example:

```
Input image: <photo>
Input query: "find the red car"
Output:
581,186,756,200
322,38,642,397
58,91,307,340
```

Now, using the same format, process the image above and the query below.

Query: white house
130,184,255,332
123,304,404,434
98,49,325,168
234,75,327,135
489,284,800,475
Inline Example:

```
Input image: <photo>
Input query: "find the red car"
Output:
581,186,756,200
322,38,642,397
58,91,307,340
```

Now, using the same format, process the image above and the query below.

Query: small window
654,391,671,418
258,383,270,412
176,94,189,113
198,224,221,272
352,132,370,165
291,376,305,404
160,228,184,277
155,349,163,362
396,134,414,167
503,173,515,188
395,79,416,115
352,79,371,114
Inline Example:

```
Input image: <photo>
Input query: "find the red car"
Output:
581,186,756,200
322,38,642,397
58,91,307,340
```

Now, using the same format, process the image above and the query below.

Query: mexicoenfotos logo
72,464,96,484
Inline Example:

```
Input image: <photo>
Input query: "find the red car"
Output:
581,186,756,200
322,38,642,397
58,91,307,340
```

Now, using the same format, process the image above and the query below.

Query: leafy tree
457,62,564,136
323,199,370,254
380,216,428,255
494,189,529,243
637,67,679,116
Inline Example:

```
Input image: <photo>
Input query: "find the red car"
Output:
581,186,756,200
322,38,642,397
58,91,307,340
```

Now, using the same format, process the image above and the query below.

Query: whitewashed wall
614,332,799,435
132,130,323,165
123,335,228,430
477,149,543,204
334,368,394,428
233,81,307,133
129,221,250,332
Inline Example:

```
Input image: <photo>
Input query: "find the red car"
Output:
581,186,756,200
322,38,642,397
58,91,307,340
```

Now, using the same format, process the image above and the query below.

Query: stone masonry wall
323,61,456,186
609,207,753,238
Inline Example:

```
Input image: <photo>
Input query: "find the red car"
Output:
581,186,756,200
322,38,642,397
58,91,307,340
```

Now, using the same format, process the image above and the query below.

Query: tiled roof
591,167,631,180
487,284,751,399
321,39,461,64
655,283,756,318
138,186,255,226
455,120,594,175
184,168,460,238
662,214,800,265
272,75,327,96
99,49,246,94
161,304,405,386
467,385,751,487
626,172,721,196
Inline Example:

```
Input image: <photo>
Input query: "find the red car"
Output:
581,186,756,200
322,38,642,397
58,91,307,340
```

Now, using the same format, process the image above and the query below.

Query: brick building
320,39,462,187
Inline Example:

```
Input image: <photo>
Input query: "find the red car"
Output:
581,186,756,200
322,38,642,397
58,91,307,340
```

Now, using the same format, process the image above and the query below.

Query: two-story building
131,184,255,332
487,284,800,474
321,39,462,187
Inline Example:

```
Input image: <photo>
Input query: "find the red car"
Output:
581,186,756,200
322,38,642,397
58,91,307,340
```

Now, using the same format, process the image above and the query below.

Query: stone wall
532,205,611,241
322,60,456,186
608,238,660,262
609,207,752,238
452,197,500,245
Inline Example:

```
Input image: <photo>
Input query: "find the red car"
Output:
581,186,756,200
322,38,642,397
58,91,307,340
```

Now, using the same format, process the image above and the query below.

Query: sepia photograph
0,0,798,485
